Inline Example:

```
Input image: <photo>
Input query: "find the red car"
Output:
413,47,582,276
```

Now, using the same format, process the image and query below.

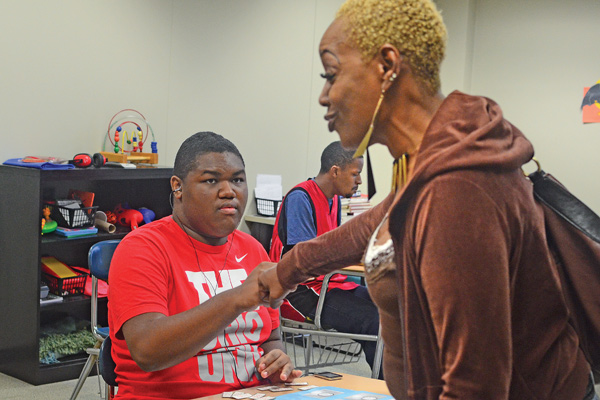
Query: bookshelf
0,165,172,385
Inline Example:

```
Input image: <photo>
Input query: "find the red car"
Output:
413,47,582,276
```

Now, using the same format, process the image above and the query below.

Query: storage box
42,271,87,296
255,198,282,217
46,202,98,228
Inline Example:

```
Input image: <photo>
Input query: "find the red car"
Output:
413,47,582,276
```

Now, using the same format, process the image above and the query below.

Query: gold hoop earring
353,90,385,158
353,70,399,159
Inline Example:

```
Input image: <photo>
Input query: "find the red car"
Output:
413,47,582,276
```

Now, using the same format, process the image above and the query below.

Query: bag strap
526,160,600,244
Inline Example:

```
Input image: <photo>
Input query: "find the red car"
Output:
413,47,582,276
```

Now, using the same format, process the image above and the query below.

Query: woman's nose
319,84,330,107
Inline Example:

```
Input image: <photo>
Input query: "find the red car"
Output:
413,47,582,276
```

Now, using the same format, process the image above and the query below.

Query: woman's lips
324,113,336,132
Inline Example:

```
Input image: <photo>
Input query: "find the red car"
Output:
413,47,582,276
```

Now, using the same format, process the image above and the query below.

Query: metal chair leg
69,341,101,400
305,333,314,374
371,333,384,379
69,353,98,400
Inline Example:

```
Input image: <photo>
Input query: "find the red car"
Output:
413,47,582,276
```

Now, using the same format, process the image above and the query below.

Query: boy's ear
330,165,340,178
170,176,183,196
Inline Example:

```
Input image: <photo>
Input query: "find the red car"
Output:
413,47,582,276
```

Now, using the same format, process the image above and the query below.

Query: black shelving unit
0,165,172,385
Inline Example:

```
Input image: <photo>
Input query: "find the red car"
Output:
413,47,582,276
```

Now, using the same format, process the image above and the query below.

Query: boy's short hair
173,131,245,179
320,141,359,174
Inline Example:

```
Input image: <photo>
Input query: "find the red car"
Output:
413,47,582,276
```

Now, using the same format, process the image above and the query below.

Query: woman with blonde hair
258,0,596,399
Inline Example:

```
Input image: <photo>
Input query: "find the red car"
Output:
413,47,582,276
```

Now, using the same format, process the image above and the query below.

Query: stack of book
54,226,98,237
341,192,372,216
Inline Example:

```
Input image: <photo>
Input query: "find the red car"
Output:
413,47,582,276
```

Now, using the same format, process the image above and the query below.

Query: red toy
104,210,117,224
114,204,143,230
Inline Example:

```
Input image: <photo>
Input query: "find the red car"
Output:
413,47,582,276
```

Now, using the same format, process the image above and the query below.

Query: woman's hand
256,349,302,383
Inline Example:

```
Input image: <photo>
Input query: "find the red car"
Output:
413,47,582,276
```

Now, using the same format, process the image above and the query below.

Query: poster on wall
581,80,600,123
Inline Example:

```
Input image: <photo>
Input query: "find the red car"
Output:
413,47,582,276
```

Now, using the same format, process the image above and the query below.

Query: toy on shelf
101,108,159,164
104,210,117,225
41,205,58,234
68,153,106,168
137,207,156,224
114,203,144,230
94,211,116,233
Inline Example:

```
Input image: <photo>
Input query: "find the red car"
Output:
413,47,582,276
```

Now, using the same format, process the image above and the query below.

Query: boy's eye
204,178,217,184
233,178,245,184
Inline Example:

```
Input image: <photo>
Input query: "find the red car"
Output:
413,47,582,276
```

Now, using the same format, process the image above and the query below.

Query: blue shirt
284,188,336,245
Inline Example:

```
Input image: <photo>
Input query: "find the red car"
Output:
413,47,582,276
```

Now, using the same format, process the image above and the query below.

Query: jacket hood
411,91,534,187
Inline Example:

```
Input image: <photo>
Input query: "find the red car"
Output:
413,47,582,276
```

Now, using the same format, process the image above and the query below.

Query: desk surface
340,265,365,273
194,373,389,400
245,214,276,225
246,214,356,227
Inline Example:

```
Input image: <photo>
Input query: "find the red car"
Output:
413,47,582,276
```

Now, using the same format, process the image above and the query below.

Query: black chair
99,335,118,398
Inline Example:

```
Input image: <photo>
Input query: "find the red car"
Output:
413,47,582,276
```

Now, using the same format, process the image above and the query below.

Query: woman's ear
378,44,402,92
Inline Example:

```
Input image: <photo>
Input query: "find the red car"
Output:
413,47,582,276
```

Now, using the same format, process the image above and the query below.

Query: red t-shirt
108,216,279,400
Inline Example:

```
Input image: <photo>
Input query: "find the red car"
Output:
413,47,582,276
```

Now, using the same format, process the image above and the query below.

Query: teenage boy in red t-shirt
109,131,301,400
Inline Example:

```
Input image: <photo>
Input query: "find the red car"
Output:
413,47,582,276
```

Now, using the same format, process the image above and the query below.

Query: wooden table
339,265,365,275
193,373,390,400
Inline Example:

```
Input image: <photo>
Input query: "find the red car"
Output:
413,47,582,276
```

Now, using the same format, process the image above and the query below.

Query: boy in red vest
269,141,381,378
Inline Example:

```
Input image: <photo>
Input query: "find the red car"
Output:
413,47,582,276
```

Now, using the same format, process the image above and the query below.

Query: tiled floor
0,370,104,400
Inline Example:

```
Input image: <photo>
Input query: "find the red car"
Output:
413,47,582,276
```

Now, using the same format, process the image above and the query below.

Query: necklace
183,229,254,387
184,228,235,295
391,153,409,193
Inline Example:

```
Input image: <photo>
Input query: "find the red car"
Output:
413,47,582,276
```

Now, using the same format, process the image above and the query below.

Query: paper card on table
297,385,319,391
250,394,265,399
285,382,308,386
256,386,278,391
269,387,294,392
222,392,234,398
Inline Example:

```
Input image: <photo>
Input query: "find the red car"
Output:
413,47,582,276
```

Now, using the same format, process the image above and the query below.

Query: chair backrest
89,239,120,341
88,240,121,281
99,335,118,387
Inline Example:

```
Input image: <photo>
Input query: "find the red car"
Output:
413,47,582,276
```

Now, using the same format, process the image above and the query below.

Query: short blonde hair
336,0,447,94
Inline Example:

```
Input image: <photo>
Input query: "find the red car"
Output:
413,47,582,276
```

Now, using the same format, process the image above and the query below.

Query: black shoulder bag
526,159,600,378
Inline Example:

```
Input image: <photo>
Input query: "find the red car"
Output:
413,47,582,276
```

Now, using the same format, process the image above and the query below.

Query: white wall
166,0,329,198
437,0,600,212
2,0,599,224
0,0,173,163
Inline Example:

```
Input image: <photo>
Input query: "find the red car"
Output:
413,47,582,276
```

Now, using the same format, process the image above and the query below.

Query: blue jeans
285,286,382,379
